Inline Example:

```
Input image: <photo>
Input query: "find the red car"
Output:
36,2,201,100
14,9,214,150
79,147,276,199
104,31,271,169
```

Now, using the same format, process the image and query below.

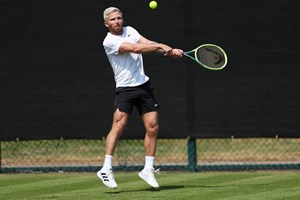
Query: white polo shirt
103,26,149,88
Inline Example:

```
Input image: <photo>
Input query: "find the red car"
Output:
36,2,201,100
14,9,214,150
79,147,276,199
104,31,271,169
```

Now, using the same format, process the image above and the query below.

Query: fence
1,137,300,173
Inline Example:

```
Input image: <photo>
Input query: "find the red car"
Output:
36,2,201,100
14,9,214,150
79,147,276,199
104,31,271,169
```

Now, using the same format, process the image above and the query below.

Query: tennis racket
184,44,228,70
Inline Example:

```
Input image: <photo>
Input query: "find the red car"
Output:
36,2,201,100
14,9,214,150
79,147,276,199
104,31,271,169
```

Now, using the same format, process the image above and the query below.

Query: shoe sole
139,172,159,188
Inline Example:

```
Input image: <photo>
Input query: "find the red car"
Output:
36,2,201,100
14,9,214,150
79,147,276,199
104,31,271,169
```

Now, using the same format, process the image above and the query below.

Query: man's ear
104,21,109,28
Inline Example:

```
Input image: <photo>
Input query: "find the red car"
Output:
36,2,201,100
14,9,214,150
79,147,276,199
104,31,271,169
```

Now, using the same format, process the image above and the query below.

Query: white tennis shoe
139,168,160,188
97,168,118,189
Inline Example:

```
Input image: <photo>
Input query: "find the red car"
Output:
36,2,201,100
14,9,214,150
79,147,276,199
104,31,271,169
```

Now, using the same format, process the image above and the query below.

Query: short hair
103,7,122,21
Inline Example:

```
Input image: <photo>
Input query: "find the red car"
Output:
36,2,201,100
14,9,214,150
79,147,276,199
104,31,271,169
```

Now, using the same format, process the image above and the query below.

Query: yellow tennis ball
149,1,158,9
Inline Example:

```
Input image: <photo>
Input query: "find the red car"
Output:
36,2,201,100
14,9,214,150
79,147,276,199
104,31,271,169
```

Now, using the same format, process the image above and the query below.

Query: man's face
104,11,124,35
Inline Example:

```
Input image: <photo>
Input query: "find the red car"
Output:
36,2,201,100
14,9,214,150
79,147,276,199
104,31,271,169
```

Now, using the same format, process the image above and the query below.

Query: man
97,7,183,189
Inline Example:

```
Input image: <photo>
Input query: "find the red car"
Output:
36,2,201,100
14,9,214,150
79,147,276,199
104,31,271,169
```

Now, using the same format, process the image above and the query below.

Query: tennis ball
149,1,158,9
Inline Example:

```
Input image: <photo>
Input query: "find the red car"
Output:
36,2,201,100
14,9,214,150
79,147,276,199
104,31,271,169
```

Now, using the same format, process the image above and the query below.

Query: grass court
1,171,300,200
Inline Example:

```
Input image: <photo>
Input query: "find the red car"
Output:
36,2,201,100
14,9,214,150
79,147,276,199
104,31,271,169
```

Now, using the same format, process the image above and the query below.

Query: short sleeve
126,26,141,43
103,35,123,55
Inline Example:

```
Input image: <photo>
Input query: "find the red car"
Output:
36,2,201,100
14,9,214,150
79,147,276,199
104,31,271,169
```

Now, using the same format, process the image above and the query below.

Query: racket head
185,44,228,70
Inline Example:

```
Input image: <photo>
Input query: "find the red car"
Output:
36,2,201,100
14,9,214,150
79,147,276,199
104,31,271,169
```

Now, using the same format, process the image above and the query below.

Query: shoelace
153,168,160,173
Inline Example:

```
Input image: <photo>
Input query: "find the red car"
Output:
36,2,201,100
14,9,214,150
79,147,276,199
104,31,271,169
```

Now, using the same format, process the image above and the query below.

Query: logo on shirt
127,34,131,37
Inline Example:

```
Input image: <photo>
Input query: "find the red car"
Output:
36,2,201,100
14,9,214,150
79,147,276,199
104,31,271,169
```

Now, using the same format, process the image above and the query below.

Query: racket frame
183,44,228,70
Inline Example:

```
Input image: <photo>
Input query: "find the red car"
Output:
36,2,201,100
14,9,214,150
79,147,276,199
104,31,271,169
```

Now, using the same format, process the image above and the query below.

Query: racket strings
196,47,226,69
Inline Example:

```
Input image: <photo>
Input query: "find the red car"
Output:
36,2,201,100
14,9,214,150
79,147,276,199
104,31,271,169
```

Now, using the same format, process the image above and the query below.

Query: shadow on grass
104,183,242,194
105,185,185,194
103,183,251,194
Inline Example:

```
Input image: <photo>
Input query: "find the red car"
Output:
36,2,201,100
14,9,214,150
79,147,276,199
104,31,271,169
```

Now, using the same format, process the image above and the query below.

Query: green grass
1,171,300,200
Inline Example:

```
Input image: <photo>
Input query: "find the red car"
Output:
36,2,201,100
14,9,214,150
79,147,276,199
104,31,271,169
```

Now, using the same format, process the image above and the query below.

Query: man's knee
116,121,127,132
146,123,159,137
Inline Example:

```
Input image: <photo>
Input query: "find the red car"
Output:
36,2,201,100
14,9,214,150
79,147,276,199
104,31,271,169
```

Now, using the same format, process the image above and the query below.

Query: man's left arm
138,36,183,58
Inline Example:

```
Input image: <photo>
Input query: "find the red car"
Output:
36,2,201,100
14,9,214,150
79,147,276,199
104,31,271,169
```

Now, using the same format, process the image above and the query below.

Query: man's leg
142,111,159,156
139,111,160,188
105,109,129,155
97,109,129,189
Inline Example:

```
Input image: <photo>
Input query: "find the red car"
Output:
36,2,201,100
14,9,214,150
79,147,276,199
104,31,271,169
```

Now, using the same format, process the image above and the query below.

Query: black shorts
115,81,160,115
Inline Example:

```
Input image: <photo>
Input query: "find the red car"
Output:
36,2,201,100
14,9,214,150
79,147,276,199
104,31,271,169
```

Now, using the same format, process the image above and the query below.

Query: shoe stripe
100,173,110,182
100,173,108,179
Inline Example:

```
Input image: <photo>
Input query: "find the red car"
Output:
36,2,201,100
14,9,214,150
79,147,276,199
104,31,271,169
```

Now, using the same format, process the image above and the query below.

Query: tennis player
97,7,183,189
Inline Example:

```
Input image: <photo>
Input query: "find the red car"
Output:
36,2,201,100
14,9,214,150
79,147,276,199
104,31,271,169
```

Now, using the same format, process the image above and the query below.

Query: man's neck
110,28,123,36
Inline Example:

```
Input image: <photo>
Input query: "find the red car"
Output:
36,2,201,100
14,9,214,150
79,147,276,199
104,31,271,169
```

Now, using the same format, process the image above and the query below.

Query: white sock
144,156,155,170
103,155,113,170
